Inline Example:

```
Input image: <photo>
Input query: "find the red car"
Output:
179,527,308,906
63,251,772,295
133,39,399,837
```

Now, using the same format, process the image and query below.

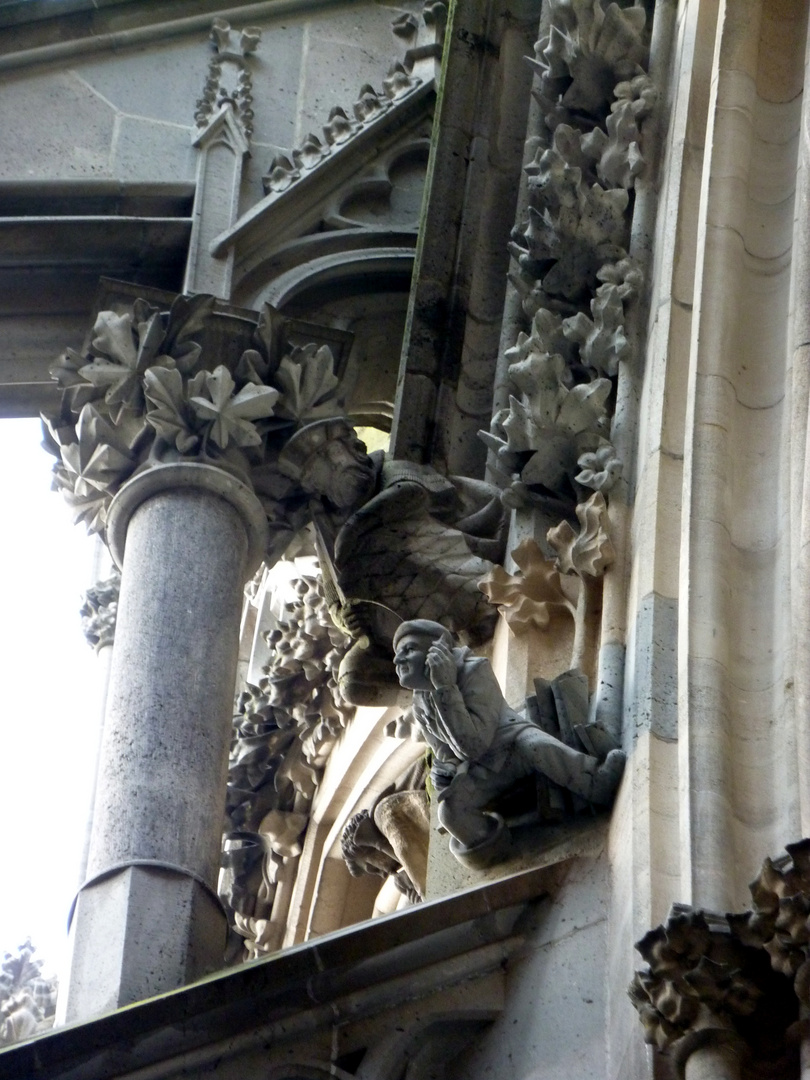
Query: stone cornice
0,860,570,1080
0,0,346,73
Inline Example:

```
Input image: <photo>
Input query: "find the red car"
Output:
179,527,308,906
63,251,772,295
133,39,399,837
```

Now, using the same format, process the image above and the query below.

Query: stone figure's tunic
410,648,539,784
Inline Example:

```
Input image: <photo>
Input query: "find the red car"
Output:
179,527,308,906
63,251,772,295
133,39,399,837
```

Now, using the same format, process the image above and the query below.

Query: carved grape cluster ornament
43,295,342,540
222,572,355,958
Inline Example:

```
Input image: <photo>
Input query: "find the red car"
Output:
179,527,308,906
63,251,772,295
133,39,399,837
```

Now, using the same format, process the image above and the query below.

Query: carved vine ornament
630,841,810,1079
222,572,356,958
481,0,655,628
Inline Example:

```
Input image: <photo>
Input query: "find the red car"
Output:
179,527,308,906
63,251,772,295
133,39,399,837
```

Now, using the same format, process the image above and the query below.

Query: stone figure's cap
277,417,359,481
392,619,455,650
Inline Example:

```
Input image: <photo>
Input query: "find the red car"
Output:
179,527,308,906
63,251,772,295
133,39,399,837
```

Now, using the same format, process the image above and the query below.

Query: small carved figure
278,418,506,703
341,757,429,902
392,619,626,866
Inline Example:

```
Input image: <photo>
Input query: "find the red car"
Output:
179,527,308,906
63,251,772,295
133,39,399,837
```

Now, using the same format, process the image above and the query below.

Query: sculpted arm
425,642,501,762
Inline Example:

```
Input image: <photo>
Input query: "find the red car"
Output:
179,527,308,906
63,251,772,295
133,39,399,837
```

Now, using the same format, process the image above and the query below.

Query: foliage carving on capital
728,839,810,1006
630,908,762,1052
44,296,343,543
629,844,810,1075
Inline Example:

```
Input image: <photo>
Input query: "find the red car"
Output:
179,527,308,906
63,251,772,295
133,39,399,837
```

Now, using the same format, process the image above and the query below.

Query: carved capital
630,846,810,1077
44,295,346,557
630,907,762,1054
729,839,810,1005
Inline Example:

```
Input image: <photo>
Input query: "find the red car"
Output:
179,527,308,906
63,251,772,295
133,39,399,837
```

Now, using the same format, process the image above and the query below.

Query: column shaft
64,485,252,1020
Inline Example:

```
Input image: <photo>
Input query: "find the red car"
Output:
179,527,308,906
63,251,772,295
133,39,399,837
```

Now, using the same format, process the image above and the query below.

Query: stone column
63,463,267,1021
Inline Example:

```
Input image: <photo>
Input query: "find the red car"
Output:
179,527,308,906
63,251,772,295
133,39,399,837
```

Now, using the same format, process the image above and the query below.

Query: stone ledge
0,859,573,1080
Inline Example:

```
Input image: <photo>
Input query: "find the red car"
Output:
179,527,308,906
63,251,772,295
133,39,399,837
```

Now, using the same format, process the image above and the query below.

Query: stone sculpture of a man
393,619,626,866
277,418,506,704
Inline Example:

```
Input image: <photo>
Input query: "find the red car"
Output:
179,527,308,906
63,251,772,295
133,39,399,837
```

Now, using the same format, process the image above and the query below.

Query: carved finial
196,19,261,137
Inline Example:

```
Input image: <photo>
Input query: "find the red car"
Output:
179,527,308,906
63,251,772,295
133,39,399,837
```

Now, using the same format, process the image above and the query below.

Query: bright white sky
0,418,101,980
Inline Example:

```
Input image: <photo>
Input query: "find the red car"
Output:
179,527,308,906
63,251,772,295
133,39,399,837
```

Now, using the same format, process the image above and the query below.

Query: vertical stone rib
790,23,810,837
681,0,806,910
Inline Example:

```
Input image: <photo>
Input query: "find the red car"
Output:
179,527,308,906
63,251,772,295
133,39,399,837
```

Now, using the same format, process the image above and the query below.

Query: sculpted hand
329,600,368,640
425,638,457,689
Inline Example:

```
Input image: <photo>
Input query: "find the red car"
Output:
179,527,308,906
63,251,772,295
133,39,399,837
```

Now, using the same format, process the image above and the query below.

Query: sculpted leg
513,728,625,805
436,771,507,850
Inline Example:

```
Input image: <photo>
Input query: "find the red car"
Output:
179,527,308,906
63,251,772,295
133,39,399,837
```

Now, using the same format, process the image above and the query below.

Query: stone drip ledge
0,859,573,1080
0,0,342,72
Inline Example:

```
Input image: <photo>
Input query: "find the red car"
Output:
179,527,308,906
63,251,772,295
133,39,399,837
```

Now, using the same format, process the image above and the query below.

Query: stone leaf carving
221,571,355,958
728,839,810,1003
516,180,629,303
529,0,648,125
0,942,57,1048
629,843,810,1073
487,0,651,521
548,491,615,578
188,366,279,449
547,492,614,676
478,537,577,634
563,258,642,378
480,344,615,501
629,908,762,1052
80,569,121,651
271,346,341,425
575,442,622,492
45,296,343,541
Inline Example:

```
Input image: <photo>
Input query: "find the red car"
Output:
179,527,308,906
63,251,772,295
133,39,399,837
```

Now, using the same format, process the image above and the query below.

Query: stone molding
106,462,269,575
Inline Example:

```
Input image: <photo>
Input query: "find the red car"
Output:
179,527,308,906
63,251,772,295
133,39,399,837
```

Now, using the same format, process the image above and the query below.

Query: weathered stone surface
63,477,263,1019
0,70,115,179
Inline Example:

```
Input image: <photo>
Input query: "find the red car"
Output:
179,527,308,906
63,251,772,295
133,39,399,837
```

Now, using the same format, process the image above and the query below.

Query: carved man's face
300,436,375,509
394,632,435,691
